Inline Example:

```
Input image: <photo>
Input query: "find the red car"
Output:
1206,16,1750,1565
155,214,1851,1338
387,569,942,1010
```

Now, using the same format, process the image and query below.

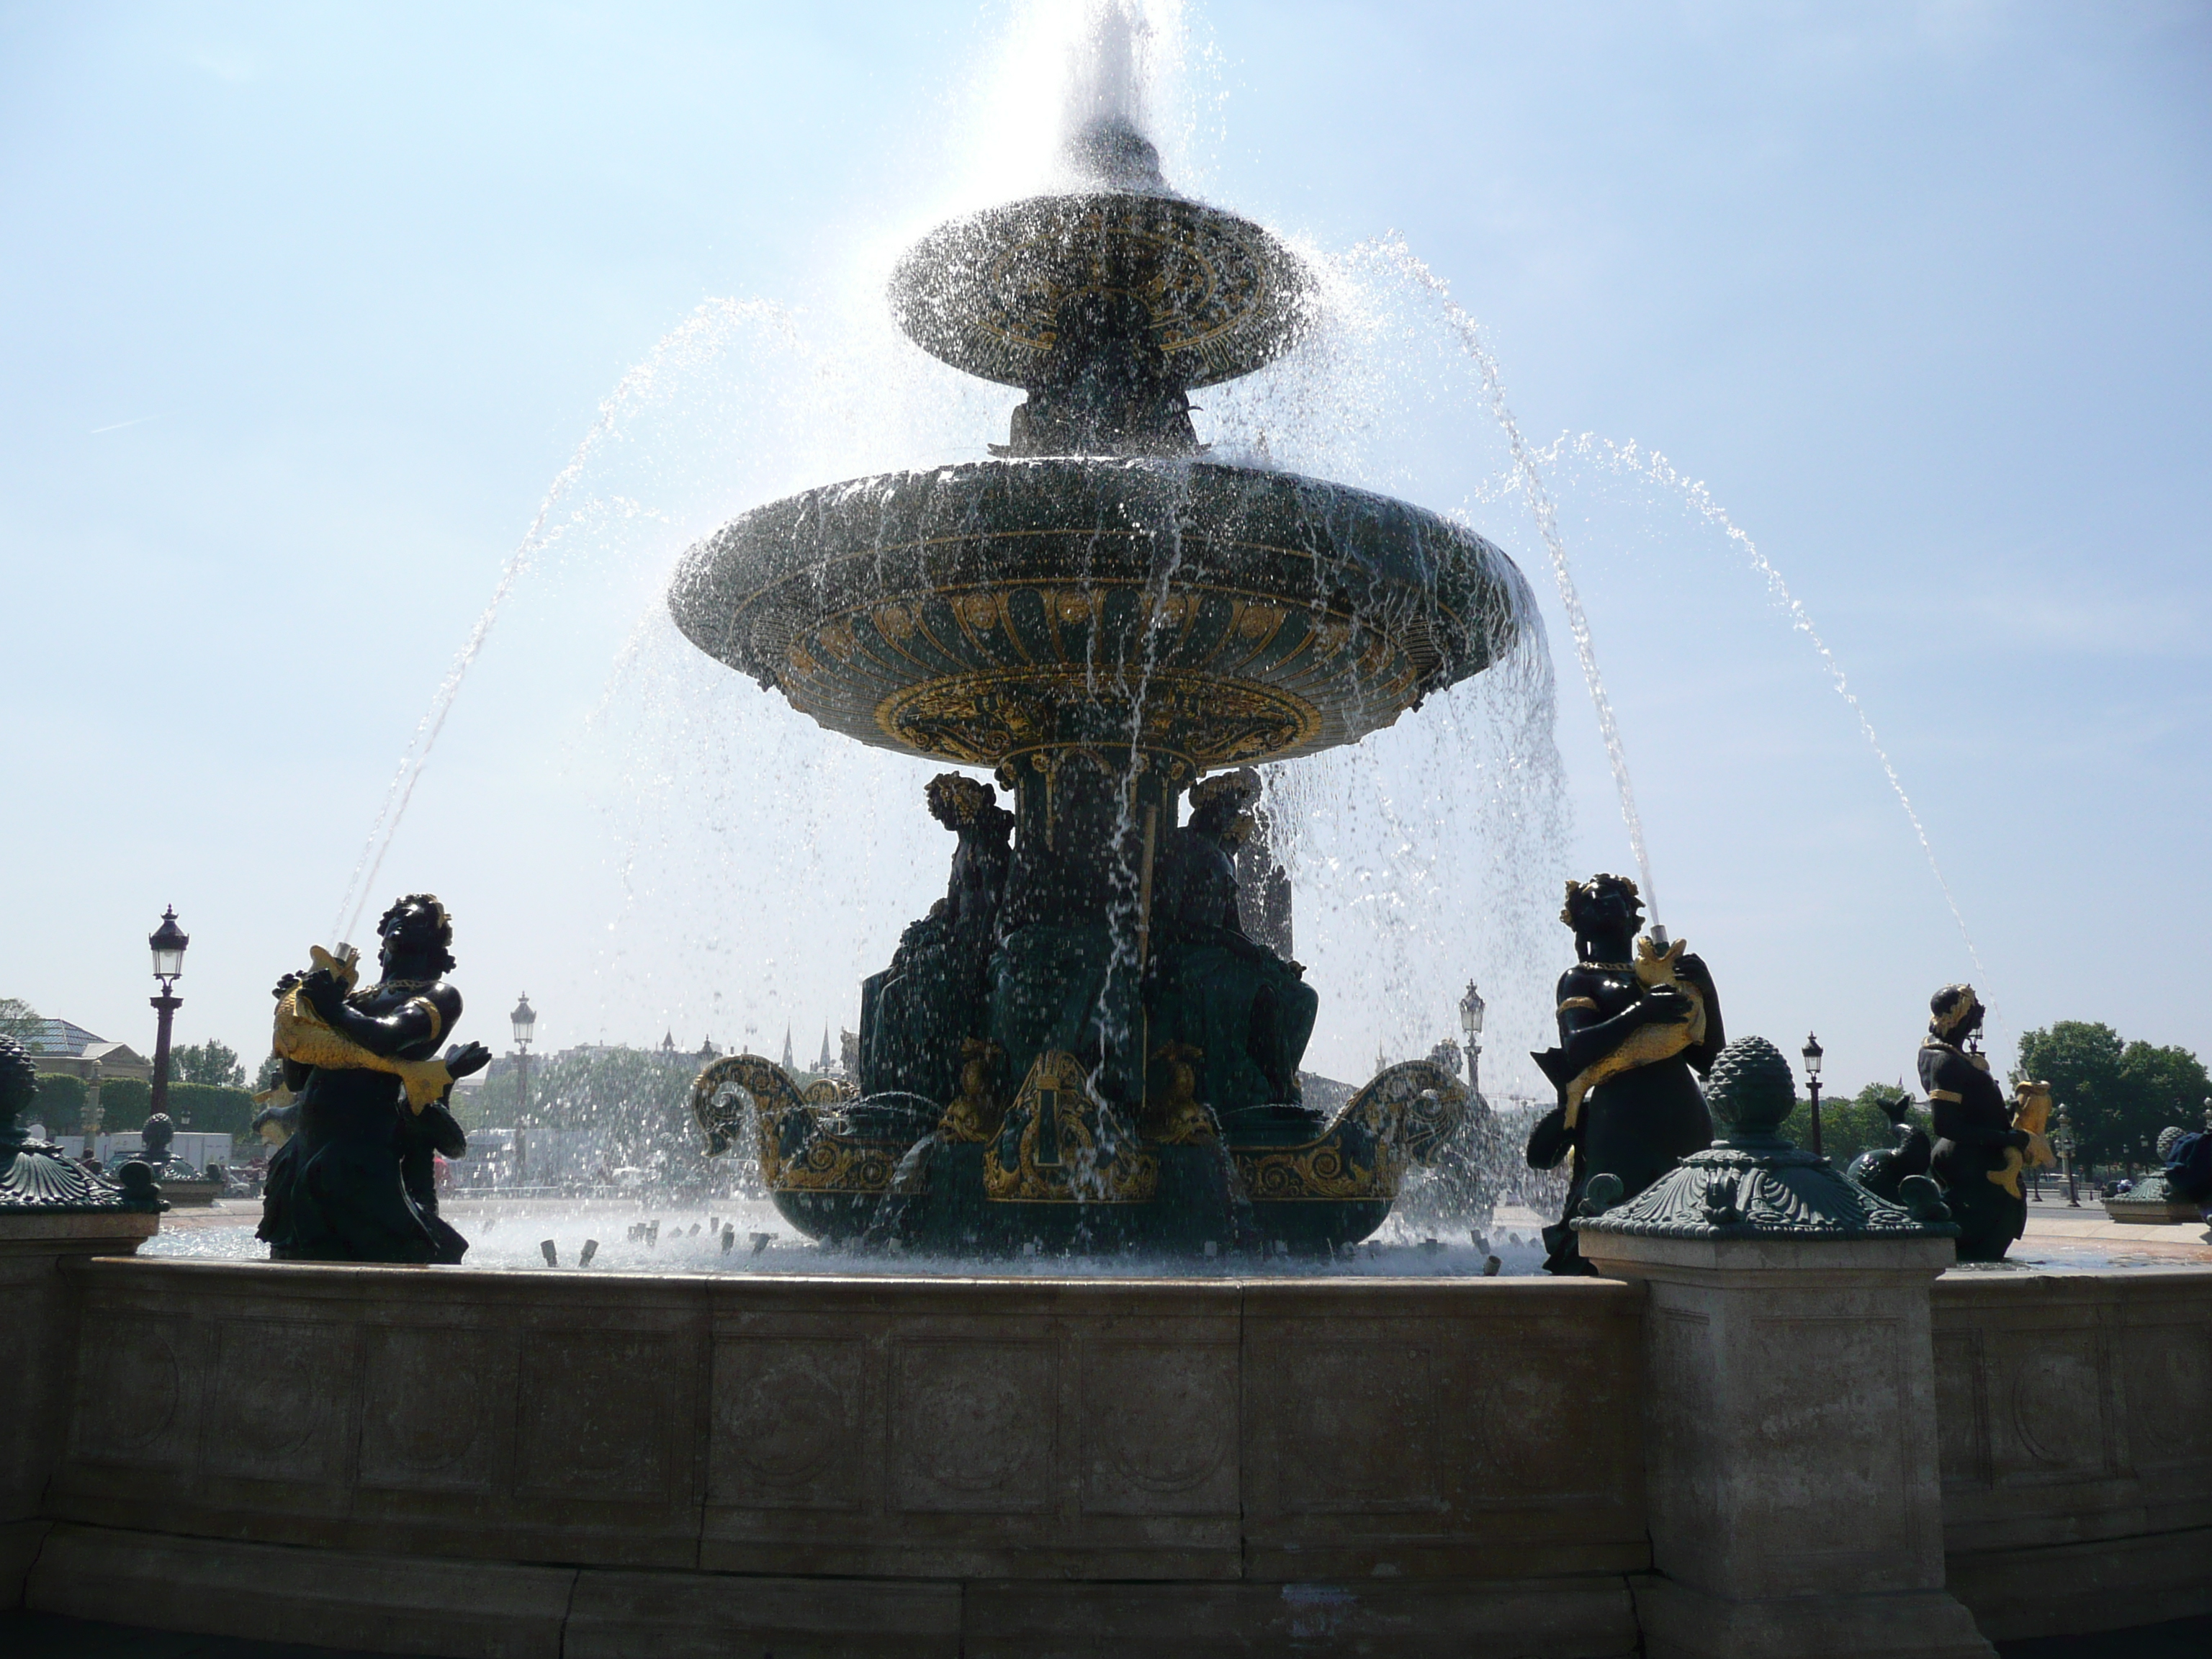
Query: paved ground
7,1608,2211,1655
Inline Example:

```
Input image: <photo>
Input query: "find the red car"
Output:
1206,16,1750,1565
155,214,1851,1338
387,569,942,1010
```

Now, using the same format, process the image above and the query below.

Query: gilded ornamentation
1554,931,1710,1131
691,1056,902,1195
1232,1059,1467,1202
877,667,1321,771
984,1051,1158,1202
273,965,454,1112
1143,1042,1216,1145
937,1038,1008,1144
688,1053,803,1158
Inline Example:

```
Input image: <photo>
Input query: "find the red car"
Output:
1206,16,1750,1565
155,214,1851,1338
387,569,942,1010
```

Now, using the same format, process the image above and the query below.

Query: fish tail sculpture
1988,1079,2056,1199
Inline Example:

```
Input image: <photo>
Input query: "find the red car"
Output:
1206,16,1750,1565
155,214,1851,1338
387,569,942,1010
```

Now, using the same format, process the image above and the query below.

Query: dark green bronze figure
256,895,490,1264
859,774,1014,1105
1918,984,2034,1262
1847,1092,1934,1203
1146,770,1317,1115
1527,873,1723,1274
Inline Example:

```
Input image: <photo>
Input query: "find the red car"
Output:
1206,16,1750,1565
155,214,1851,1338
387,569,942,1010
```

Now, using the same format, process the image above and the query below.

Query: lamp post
1457,981,1485,1097
511,993,536,1184
2051,1113,2080,1207
148,907,189,1126
1801,1032,1825,1159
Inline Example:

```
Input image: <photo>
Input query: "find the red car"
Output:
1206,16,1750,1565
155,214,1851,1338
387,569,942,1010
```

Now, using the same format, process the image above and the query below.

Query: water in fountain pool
142,1200,1563,1278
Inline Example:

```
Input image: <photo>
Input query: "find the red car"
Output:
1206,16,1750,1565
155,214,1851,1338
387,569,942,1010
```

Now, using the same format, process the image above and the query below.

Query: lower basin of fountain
12,1241,2208,1658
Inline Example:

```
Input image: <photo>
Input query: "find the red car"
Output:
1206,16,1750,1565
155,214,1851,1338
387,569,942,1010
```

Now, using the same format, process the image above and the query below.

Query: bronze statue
256,894,490,1264
1846,1092,1934,1203
1917,984,2046,1262
858,774,1014,1105
1527,873,1724,1274
1144,770,1318,1114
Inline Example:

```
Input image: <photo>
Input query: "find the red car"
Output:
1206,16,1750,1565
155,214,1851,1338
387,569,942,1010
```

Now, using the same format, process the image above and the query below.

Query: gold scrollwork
1236,1140,1395,1202
984,1051,1158,1203
1231,1059,1467,1202
761,1116,902,1194
877,668,1321,770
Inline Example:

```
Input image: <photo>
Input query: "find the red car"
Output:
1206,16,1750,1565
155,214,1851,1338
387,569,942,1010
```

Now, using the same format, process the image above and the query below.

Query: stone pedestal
1573,1033,1995,1659
1579,1231,1994,1659
0,1210,160,1604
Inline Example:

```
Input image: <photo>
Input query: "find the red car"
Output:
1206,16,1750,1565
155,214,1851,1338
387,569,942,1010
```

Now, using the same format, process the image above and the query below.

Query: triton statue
674,112,1504,1250
1527,873,1725,1274
256,895,489,1264
1917,983,2049,1262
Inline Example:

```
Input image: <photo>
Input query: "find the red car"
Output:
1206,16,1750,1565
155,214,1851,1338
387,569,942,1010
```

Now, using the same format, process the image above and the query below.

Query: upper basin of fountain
889,115,1310,396
668,455,1531,774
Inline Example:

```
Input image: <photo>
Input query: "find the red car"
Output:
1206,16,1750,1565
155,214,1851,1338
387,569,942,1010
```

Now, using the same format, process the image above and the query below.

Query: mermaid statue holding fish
1526,873,1726,1274
256,894,489,1264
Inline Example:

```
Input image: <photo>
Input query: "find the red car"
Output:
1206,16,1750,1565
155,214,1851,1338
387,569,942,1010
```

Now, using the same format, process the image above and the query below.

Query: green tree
1781,1082,1927,1167
98,1076,150,1122
2015,1022,2129,1167
175,1040,247,1087
31,1073,85,1133
2116,1041,2212,1167
0,997,42,1045
164,1083,257,1138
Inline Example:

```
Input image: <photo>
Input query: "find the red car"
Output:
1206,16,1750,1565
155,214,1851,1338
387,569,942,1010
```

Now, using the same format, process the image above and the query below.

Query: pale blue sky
3,2,2206,1100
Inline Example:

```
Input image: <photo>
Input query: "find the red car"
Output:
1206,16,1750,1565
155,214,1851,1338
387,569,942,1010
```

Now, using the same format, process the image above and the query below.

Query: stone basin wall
1933,1268,2212,1644
6,1256,2209,1656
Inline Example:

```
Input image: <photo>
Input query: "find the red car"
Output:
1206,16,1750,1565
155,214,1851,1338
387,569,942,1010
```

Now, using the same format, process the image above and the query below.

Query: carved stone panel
1467,1336,1622,1501
516,1331,680,1502
710,1336,866,1511
71,1313,195,1468
1998,1329,2113,1480
1274,1341,1439,1516
2121,1322,2212,1465
1079,1339,1238,1516
890,1339,1053,1514
357,1324,503,1494
202,1318,352,1483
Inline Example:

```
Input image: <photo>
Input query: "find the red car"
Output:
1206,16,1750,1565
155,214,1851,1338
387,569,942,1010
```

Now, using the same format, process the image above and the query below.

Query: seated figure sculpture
1919,983,2047,1262
256,894,490,1264
1144,770,1318,1116
858,775,1014,1106
1526,873,1724,1274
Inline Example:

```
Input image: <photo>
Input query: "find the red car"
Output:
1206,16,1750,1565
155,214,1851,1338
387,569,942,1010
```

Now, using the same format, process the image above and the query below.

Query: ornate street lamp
147,907,189,1125
511,993,536,1182
1457,981,1485,1096
2052,1112,2080,1208
1801,1032,1825,1159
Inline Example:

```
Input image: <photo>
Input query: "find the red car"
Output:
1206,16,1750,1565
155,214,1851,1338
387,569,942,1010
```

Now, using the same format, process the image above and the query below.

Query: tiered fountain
670,116,1534,1251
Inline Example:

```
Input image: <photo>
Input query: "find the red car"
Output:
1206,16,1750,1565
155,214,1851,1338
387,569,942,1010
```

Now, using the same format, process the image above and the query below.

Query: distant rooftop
27,1017,104,1058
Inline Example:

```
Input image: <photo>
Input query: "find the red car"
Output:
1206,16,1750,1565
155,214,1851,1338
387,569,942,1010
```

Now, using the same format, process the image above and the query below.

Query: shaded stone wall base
26,1524,1645,1659
1634,1578,1995,1659
1946,1526,2212,1645
0,1208,158,1606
